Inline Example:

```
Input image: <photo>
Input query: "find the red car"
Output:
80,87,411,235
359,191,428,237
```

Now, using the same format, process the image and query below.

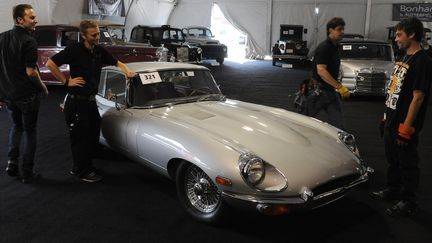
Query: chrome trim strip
222,174,369,205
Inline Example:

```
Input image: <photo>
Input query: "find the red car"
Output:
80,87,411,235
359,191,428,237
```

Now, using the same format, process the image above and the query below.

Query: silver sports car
95,62,373,223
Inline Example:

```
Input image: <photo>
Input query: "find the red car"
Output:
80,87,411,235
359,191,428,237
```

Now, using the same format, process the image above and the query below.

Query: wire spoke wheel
184,165,220,213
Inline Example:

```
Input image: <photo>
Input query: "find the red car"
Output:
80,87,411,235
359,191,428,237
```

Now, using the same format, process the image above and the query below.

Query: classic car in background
34,25,159,85
338,38,394,96
93,61,372,223
129,25,202,63
272,24,309,66
182,26,227,64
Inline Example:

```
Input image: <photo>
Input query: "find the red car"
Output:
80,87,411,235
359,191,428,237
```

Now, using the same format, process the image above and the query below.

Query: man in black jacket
0,4,48,183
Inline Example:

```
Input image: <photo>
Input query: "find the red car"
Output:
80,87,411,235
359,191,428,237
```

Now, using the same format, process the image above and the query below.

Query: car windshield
130,69,223,108
339,43,392,61
162,29,185,41
187,28,213,38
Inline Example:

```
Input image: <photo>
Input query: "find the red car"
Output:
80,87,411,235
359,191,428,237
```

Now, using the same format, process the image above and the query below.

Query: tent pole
365,0,372,38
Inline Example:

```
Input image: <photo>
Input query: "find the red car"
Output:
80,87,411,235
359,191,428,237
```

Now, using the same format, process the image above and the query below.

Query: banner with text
393,3,432,21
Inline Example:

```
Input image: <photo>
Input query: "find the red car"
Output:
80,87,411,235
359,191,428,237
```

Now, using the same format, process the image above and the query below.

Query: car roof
36,25,79,31
340,38,391,45
134,25,181,30
106,62,210,73
183,26,210,29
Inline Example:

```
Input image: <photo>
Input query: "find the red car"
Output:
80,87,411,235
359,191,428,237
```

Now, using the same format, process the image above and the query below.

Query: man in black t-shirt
0,4,48,183
372,17,431,216
307,17,350,130
46,20,135,183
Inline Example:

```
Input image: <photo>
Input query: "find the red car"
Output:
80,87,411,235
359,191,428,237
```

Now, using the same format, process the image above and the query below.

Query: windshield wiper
197,94,226,102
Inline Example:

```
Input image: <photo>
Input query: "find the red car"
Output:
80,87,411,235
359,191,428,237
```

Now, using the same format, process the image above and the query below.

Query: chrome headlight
338,131,360,157
239,153,265,186
197,47,202,54
295,43,302,50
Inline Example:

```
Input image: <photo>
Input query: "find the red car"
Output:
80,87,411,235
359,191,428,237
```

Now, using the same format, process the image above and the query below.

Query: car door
98,69,132,152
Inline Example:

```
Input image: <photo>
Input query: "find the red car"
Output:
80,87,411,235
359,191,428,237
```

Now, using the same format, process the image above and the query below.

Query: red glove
397,123,415,145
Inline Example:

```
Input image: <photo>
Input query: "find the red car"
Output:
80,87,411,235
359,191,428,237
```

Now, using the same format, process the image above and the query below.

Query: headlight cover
338,131,360,158
295,43,302,50
197,47,203,54
238,153,288,192
239,153,265,186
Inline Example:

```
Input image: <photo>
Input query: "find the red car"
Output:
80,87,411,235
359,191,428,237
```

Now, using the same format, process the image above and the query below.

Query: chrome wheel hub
185,166,221,213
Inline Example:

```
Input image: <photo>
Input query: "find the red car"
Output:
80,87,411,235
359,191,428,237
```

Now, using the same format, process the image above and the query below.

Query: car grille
356,72,387,94
312,173,361,197
200,45,225,57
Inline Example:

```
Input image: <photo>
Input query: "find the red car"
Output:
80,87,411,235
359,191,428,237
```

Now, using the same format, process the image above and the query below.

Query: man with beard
307,17,350,130
372,17,431,216
0,4,48,183
46,20,135,182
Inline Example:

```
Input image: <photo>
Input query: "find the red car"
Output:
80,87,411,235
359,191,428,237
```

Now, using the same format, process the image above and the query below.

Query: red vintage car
34,25,159,85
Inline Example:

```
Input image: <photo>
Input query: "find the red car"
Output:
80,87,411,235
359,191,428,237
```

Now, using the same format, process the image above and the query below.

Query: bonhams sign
393,3,432,21
88,0,125,16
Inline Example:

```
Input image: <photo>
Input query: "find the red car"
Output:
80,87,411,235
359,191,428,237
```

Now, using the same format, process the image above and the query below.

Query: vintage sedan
95,62,372,223
34,25,159,85
182,26,228,64
338,38,394,96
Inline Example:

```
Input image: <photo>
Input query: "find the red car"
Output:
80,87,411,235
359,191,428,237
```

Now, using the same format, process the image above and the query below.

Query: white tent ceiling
0,0,431,58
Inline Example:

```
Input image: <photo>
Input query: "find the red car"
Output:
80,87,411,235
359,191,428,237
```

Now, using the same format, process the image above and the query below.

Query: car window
130,70,221,107
34,30,57,46
339,43,393,61
105,71,126,104
61,31,79,47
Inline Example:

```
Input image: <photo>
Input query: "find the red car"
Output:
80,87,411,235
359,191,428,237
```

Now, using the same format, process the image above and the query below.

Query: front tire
176,161,226,223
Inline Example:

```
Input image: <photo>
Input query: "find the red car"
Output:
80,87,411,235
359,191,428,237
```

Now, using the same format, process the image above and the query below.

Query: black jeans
303,89,345,130
5,94,40,173
64,96,101,176
384,127,420,203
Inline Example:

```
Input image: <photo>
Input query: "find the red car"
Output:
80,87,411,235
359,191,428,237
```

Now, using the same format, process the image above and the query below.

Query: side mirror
304,28,308,34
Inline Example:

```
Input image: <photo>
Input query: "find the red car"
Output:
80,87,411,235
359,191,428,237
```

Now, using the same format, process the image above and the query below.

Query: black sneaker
5,160,19,177
371,188,401,201
386,200,418,217
79,171,103,183
21,172,40,184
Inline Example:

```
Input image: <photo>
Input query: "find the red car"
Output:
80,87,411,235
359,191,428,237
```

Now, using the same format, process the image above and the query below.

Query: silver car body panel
96,62,369,209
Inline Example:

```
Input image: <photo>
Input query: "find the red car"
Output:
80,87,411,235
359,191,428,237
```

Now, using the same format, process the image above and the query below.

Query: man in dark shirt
46,20,134,183
307,17,350,130
372,17,431,216
0,4,48,183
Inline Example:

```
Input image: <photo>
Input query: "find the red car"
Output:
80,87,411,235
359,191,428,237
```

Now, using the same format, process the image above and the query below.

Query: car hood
341,59,394,75
149,99,362,190
186,37,221,45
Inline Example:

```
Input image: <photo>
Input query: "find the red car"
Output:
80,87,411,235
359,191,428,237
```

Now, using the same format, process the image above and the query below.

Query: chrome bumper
222,167,373,212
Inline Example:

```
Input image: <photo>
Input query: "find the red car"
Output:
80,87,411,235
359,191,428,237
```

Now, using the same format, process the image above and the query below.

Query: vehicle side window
105,71,127,105
98,70,107,96
34,30,57,46
61,31,79,47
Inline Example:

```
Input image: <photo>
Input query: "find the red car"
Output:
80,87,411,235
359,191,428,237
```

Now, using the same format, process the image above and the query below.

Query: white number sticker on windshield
103,32,110,38
139,72,162,84
186,71,195,76
342,45,352,50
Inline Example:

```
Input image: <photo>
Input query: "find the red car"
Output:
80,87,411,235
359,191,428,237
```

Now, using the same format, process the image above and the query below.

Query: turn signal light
215,176,232,187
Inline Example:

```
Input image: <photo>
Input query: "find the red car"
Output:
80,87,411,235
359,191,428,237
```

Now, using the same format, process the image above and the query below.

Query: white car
338,38,395,96
95,62,372,223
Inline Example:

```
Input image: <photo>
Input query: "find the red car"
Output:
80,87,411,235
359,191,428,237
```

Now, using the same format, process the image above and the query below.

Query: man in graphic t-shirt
372,17,431,216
